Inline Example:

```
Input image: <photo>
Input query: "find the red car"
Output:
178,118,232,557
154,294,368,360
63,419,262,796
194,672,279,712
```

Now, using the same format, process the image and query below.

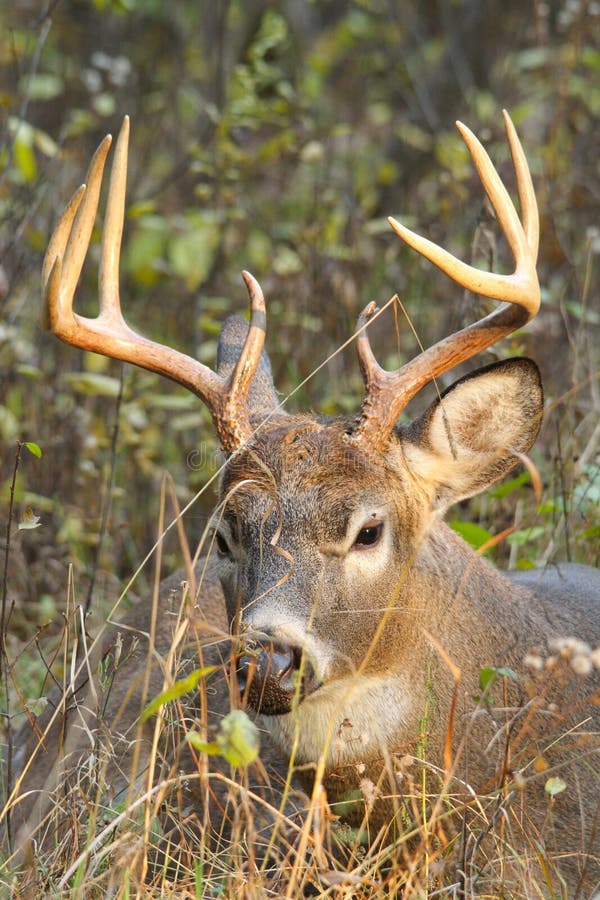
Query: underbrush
1,534,599,899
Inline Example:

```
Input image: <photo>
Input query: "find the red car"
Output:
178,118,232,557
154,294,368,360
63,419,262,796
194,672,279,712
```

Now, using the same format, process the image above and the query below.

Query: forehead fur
219,416,431,548
221,415,388,498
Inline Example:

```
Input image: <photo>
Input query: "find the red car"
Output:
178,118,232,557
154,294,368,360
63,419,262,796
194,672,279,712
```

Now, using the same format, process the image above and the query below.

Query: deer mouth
236,643,320,715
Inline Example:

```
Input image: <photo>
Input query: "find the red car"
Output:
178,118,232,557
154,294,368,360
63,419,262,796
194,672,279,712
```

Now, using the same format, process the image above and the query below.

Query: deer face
214,358,543,753
214,419,422,714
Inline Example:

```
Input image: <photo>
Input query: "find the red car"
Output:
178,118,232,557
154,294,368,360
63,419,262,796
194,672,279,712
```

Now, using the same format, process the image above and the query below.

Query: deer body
4,112,600,894
213,347,600,887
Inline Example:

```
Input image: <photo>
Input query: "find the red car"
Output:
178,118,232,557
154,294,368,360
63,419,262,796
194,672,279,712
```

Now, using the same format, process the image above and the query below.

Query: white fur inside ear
401,440,458,487
430,373,529,456
400,363,542,510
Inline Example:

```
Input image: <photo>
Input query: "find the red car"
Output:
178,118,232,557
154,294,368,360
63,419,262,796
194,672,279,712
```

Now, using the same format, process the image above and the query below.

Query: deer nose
237,642,319,715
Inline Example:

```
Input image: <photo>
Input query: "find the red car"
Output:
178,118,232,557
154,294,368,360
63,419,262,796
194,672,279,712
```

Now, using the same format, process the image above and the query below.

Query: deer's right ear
217,315,281,418
397,358,543,512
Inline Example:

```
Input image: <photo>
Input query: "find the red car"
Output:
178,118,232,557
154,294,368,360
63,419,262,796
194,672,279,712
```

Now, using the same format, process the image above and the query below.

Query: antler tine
43,117,267,454
211,271,267,448
351,112,540,453
42,134,112,327
388,114,539,307
234,271,267,394
98,114,128,322
502,109,539,261
355,301,388,393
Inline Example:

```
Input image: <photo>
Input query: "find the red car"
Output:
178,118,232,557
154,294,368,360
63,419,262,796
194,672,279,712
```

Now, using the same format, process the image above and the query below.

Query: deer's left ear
217,315,281,419
397,358,543,512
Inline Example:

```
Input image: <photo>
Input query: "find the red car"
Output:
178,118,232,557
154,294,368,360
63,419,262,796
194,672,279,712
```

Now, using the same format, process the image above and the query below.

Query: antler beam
42,117,266,454
351,110,540,453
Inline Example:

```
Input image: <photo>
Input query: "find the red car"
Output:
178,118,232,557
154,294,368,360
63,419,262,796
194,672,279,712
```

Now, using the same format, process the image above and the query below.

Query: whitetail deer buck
4,112,600,895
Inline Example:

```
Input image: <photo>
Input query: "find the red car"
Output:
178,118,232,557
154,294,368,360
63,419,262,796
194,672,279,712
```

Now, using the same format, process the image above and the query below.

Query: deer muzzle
236,642,319,715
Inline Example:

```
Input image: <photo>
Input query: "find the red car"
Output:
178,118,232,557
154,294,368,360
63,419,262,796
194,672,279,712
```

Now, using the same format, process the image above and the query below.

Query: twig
85,367,124,615
0,440,24,851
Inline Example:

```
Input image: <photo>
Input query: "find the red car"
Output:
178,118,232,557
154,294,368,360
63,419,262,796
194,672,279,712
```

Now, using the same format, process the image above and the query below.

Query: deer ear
398,358,543,512
217,315,281,418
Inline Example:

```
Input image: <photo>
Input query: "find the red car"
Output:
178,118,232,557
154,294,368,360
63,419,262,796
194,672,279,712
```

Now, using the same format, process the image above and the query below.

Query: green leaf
32,126,59,158
186,733,221,756
449,520,493,550
489,471,530,500
272,246,303,276
62,372,122,397
126,216,168,285
26,696,48,716
147,394,197,411
506,526,546,547
168,212,221,290
478,665,519,695
493,666,519,682
545,776,567,797
127,200,157,219
216,709,260,767
25,73,64,102
188,710,260,768
24,441,42,459
14,129,37,183
478,667,497,693
92,92,116,117
15,364,42,379
142,666,216,721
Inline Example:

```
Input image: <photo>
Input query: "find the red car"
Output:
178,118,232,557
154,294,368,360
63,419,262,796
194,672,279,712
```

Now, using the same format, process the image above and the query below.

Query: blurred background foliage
0,0,599,644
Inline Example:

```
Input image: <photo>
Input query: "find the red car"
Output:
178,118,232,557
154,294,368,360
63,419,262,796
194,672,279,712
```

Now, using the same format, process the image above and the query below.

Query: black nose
237,642,318,715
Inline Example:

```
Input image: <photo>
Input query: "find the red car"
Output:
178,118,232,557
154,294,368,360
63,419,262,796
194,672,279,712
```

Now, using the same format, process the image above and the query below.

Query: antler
351,110,540,454
42,117,267,454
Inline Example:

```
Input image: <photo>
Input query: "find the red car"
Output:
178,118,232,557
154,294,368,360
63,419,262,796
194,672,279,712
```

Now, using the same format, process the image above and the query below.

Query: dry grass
1,541,599,899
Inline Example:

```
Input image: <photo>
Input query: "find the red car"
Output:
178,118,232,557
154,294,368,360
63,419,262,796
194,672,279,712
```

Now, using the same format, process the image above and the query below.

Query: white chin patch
264,673,410,767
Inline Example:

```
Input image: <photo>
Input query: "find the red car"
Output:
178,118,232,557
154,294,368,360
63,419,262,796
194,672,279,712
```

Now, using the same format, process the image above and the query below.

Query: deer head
42,111,542,766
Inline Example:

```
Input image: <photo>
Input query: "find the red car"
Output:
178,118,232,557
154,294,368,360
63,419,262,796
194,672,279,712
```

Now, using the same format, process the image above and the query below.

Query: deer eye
215,531,231,558
352,520,383,550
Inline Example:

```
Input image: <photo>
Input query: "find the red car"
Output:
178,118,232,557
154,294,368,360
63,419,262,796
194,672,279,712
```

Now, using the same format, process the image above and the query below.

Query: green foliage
13,123,37,183
449,520,493,552
142,666,217,721
489,471,530,500
62,372,122,397
475,665,519,705
23,441,42,459
187,709,260,768
168,211,222,290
